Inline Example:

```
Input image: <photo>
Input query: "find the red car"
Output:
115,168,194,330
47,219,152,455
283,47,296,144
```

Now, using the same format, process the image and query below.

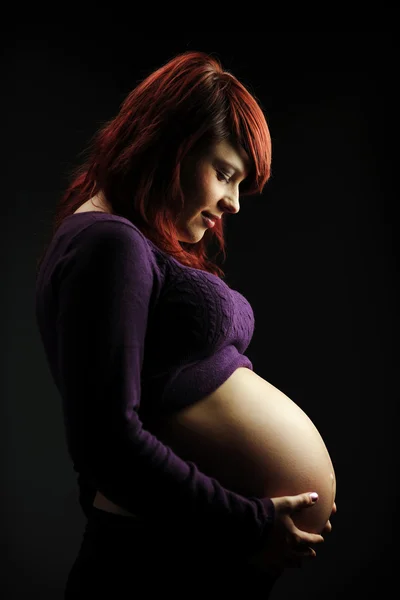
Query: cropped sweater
34,212,274,556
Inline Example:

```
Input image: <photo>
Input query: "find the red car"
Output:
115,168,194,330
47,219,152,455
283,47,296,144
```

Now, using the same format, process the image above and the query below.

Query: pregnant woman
35,50,336,598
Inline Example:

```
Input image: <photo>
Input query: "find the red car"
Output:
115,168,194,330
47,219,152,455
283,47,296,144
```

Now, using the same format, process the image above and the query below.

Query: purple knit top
35,212,274,556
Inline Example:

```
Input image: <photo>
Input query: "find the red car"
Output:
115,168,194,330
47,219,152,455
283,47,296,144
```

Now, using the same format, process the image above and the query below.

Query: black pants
64,506,281,598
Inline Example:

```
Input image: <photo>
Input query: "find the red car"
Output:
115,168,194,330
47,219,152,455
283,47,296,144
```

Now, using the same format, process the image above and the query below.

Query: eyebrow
216,158,248,179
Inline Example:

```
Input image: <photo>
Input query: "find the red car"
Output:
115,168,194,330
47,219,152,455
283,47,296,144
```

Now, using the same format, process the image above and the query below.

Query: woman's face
177,139,250,244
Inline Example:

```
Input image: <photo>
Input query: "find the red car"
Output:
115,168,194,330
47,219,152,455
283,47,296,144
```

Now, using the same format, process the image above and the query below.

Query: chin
180,236,204,245
177,227,205,245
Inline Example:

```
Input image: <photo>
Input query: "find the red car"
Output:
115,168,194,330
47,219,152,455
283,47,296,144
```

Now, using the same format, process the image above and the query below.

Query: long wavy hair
36,50,272,279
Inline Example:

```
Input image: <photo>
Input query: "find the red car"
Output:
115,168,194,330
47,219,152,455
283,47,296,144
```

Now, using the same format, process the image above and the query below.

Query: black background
1,28,397,598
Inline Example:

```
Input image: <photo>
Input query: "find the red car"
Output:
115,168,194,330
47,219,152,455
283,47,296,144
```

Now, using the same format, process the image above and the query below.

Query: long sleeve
53,219,274,556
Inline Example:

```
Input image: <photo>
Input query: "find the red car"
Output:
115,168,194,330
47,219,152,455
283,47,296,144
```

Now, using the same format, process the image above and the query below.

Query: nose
221,188,240,215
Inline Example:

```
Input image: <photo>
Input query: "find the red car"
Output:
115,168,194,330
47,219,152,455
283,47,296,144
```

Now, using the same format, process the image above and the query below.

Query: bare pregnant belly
151,367,336,534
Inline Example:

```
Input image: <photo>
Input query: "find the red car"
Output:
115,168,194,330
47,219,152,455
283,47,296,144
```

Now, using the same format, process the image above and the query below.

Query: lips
202,212,216,228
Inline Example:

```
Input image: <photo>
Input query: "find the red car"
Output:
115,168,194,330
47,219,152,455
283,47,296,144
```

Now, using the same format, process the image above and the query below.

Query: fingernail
310,492,319,502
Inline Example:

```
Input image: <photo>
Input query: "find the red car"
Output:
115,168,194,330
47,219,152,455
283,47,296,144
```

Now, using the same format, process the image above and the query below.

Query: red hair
37,50,272,279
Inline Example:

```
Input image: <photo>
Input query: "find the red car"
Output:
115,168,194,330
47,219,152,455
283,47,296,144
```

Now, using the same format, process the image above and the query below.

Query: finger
292,527,325,546
302,491,319,507
291,545,317,559
288,491,320,514
332,502,337,514
321,520,332,534
301,546,316,558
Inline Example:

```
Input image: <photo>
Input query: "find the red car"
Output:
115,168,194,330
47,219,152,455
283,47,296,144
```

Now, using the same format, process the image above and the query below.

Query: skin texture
177,139,250,243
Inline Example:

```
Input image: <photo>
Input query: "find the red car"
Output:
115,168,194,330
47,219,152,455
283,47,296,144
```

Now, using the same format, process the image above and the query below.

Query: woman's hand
287,500,337,569
247,493,337,573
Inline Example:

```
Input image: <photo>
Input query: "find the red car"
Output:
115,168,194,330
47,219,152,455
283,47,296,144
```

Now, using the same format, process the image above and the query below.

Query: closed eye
216,170,231,184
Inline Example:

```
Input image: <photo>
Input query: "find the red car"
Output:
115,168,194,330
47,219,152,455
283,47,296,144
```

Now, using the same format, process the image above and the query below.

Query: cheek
198,172,219,200
182,170,218,213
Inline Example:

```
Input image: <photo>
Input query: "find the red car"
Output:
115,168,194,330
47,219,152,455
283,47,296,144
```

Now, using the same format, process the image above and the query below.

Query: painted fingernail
310,492,318,502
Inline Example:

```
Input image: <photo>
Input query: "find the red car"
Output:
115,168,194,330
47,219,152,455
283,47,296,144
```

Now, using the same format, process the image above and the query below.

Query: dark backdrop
1,28,397,599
